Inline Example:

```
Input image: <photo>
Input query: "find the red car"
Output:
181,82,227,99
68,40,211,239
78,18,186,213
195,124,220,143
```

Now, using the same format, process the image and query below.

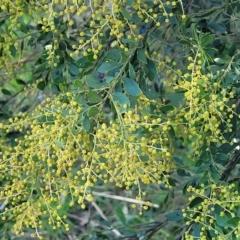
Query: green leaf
214,58,229,64
83,116,90,132
229,43,236,57
121,6,131,20
59,83,65,91
201,33,215,47
215,214,228,227
45,32,53,43
121,38,137,48
195,162,211,174
235,67,240,76
126,0,134,6
87,91,102,103
74,80,84,89
106,49,121,61
2,89,11,95
137,49,147,64
160,105,175,112
179,38,192,46
189,197,204,208
146,59,157,81
51,65,63,80
193,224,200,238
166,92,184,106
195,8,218,18
97,62,121,73
219,142,239,153
208,22,227,34
168,125,175,139
163,194,169,204
236,101,240,115
209,165,220,180
88,107,99,118
128,63,136,80
165,211,183,221
68,63,79,75
22,14,31,25
9,45,16,57
20,24,28,34
37,81,47,91
195,160,203,167
112,92,130,106
50,83,58,94
59,41,67,51
177,169,190,176
115,206,126,224
122,77,141,96
75,95,88,107
139,155,149,162
16,79,26,85
173,157,183,166
34,62,48,74
37,31,46,42
105,76,115,83
142,89,159,99
129,95,138,108
84,75,108,89
168,177,177,186
55,140,63,148
216,153,228,161
227,217,240,226
53,77,65,84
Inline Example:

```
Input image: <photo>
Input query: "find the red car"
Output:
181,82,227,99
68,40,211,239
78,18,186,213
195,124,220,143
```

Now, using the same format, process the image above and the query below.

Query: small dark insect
98,72,106,83
139,24,148,34
99,79,106,83
98,72,105,79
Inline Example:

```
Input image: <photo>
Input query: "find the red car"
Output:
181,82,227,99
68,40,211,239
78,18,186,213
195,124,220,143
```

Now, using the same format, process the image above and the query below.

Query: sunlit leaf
122,77,141,96
112,92,130,106
87,91,102,103
85,75,108,89
88,107,99,118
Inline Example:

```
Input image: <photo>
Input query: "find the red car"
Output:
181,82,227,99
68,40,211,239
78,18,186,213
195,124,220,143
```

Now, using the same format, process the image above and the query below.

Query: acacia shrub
0,0,240,239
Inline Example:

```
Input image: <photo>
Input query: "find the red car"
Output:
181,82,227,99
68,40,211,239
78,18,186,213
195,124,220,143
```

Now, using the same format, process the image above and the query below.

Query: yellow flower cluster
183,183,240,240
0,93,90,235
169,54,237,155
95,95,175,190
0,0,178,74
0,91,177,234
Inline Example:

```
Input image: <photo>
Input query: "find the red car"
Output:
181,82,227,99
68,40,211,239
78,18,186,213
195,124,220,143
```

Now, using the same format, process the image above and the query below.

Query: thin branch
92,191,159,208
87,198,123,237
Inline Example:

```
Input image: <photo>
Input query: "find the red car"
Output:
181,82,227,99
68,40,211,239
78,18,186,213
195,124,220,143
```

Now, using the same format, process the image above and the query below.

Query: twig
92,191,159,208
87,198,123,237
